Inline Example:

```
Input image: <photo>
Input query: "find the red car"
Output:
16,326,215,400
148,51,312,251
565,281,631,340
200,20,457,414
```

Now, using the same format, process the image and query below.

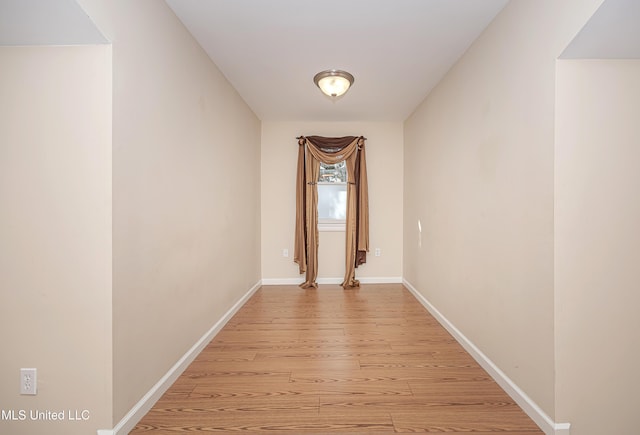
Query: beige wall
403,0,602,420
0,46,112,435
555,59,640,434
261,122,403,282
78,0,261,424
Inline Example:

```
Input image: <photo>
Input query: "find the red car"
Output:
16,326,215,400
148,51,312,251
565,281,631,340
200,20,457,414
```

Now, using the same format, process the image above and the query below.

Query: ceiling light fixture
313,69,354,98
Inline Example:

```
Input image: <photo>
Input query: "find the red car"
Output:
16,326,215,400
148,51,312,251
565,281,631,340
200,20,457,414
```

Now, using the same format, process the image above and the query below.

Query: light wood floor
131,284,542,434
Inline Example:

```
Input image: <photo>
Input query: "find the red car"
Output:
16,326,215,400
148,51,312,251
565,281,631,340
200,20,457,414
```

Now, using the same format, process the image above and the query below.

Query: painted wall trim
402,279,571,435
261,277,403,285
96,280,262,435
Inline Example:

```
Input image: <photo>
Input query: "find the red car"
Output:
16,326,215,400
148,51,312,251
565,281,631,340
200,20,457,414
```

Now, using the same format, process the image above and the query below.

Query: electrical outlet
20,368,37,395
282,249,289,258
375,248,381,257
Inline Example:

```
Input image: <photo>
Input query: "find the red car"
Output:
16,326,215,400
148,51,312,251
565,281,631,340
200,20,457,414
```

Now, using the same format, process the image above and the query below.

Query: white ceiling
561,0,640,59
165,0,509,122
0,0,107,45
6,0,638,122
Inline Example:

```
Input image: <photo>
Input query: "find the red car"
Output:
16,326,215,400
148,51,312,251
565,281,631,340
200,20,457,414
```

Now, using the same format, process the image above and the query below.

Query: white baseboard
97,280,262,435
360,276,403,284
261,277,305,285
402,279,571,435
554,423,571,435
261,276,403,285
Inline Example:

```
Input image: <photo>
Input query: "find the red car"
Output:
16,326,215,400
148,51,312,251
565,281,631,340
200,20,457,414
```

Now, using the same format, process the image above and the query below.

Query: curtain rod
295,136,367,140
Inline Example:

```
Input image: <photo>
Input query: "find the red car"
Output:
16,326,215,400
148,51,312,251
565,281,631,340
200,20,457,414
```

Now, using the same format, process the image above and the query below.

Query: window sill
318,220,345,232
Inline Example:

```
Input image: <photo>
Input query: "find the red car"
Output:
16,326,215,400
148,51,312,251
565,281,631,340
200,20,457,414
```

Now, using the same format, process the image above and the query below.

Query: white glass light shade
313,70,354,97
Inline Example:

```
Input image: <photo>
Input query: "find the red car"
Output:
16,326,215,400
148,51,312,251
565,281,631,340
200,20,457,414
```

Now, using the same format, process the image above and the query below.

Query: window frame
317,162,347,232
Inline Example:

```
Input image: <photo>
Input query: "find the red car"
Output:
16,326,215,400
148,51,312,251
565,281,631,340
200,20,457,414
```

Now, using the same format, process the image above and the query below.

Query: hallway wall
555,59,640,435
403,0,603,421
77,0,262,425
0,45,113,435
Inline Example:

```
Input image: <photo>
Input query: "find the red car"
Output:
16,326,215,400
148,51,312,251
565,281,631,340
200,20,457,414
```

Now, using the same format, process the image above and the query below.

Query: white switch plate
282,249,289,257
375,248,381,257
20,368,37,395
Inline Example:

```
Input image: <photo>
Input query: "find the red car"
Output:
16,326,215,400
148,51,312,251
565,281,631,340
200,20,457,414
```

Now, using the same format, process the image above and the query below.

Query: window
318,161,347,231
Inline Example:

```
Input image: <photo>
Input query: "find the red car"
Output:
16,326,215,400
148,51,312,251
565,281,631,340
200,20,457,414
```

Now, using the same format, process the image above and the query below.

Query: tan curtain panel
294,135,369,289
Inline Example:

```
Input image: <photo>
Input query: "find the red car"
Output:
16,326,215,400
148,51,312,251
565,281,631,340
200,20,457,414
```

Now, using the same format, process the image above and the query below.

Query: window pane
317,183,347,220
319,161,347,183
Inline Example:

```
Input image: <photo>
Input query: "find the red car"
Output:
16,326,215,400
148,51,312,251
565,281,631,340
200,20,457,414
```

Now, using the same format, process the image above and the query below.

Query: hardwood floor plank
190,379,413,398
253,349,460,362
132,413,396,434
407,379,512,397
391,433,540,435
391,404,541,432
213,329,322,341
148,396,320,412
173,372,292,386
188,349,257,362
290,367,491,384
319,392,515,412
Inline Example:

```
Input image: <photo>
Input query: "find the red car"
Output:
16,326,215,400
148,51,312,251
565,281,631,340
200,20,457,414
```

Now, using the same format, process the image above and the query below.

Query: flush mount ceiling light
313,69,355,98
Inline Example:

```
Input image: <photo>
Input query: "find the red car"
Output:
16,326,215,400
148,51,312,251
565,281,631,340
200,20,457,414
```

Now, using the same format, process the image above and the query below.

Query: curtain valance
294,135,369,289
